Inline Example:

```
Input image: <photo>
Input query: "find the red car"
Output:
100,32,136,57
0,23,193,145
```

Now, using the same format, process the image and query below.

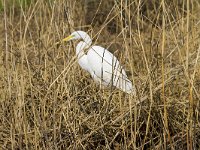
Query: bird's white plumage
63,30,134,93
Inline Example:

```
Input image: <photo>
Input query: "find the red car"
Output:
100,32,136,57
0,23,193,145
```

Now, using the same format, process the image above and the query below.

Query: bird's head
56,30,92,48
62,31,90,42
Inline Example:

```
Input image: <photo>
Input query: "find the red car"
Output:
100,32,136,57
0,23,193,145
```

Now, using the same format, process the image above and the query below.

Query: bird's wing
87,46,133,93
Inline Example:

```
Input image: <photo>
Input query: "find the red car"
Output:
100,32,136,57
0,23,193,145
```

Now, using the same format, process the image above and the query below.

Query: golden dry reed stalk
1,0,200,149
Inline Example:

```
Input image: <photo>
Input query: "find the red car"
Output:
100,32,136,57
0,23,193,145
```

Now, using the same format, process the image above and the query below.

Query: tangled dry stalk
0,0,200,149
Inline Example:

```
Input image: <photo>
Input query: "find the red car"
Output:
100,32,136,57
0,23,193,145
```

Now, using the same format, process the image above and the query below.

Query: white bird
62,31,134,94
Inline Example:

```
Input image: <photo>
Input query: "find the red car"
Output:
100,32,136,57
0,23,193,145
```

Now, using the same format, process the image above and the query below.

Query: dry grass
0,0,200,149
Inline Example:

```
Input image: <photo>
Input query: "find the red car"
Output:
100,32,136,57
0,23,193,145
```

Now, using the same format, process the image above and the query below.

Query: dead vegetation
0,0,200,149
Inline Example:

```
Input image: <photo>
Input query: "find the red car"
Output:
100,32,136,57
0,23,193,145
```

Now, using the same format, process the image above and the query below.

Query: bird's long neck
81,33,92,49
75,33,92,73
76,33,92,58
76,41,88,58
76,41,91,72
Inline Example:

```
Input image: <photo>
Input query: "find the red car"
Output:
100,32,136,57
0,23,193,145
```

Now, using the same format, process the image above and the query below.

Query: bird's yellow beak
62,35,74,42
55,35,74,46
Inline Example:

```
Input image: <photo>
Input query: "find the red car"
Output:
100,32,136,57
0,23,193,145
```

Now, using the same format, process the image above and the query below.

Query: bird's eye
77,39,82,42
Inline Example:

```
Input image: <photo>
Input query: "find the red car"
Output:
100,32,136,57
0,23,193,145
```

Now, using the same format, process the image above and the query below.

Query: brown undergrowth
0,0,200,149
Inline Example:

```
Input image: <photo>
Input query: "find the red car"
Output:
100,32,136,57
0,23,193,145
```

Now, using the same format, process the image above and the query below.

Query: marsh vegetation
0,0,200,149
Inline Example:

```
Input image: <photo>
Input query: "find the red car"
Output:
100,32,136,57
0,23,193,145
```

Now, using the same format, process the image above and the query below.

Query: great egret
62,31,134,94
